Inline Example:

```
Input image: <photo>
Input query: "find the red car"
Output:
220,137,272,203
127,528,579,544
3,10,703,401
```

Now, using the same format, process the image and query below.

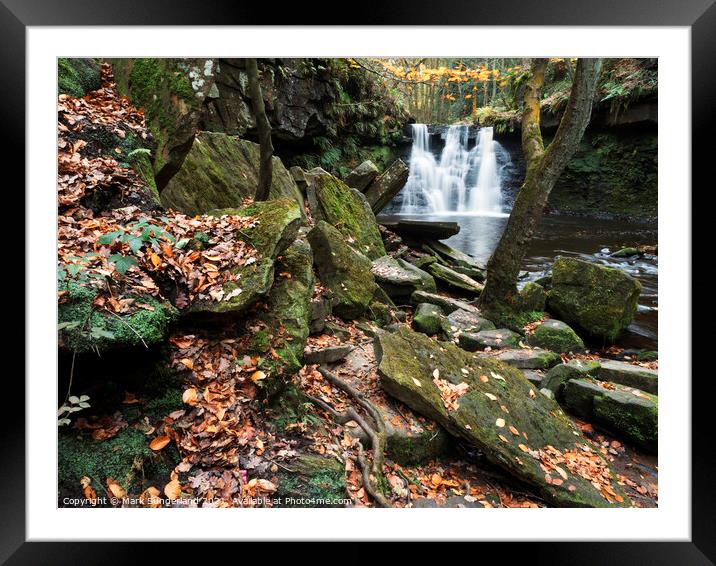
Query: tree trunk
246,58,274,202
479,58,602,311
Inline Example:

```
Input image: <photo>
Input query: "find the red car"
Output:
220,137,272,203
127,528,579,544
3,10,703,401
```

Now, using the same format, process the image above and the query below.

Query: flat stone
458,329,521,352
595,359,658,394
491,348,561,369
410,290,480,315
563,378,657,452
303,345,354,365
446,309,495,333
379,218,460,240
428,262,484,295
371,256,436,299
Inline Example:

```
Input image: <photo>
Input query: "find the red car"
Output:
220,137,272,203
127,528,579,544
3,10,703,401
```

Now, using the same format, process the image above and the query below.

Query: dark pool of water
381,212,658,351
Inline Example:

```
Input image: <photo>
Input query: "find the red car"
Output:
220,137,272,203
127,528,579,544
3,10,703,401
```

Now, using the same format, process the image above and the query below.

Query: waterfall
399,123,506,215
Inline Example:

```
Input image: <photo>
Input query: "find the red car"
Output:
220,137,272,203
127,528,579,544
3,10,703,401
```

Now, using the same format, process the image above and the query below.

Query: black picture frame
6,0,710,562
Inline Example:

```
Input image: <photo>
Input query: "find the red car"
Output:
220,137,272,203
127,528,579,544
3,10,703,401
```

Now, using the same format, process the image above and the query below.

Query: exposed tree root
303,367,392,508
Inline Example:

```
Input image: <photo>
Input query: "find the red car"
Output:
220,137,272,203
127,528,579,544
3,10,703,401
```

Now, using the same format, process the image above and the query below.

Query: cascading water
399,123,506,215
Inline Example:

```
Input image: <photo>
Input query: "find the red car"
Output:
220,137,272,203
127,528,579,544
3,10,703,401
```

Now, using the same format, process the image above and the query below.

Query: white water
399,123,507,216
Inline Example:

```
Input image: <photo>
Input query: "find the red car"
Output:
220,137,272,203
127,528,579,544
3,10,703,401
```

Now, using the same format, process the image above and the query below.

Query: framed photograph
8,0,710,561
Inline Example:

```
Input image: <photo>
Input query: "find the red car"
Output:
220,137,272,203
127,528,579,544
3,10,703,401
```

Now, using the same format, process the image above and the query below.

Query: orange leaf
150,252,162,267
164,479,181,500
149,435,171,451
182,388,198,405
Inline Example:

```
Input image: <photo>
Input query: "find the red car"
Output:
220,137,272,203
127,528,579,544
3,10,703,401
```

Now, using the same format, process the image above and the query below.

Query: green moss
412,303,444,335
58,427,173,493
386,427,454,466
58,283,177,353
530,320,585,353
483,304,544,333
275,454,347,507
58,58,101,97
311,173,386,260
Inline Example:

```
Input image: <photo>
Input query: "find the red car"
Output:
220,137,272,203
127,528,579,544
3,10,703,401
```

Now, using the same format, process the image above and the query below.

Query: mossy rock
275,454,347,507
547,256,641,342
374,325,629,507
412,303,444,335
514,282,547,312
370,256,436,299
563,379,657,452
611,247,640,258
58,283,177,354
493,348,561,370
306,168,386,260
445,309,496,333
250,237,314,397
161,132,305,215
428,262,484,295
110,58,216,187
307,221,377,320
410,290,479,315
184,199,302,320
529,319,585,353
58,58,101,97
541,359,602,399
458,329,521,352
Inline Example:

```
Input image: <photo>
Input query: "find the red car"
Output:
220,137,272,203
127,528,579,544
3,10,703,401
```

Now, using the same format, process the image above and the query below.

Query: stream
382,123,658,351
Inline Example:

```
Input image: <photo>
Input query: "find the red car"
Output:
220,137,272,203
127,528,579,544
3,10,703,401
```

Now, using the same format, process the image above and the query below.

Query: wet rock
541,359,601,398
345,160,380,192
412,303,445,335
424,240,486,278
374,325,629,507
370,256,436,299
595,359,658,395
364,159,410,214
529,319,585,353
428,263,484,295
308,221,377,320
611,247,640,258
547,256,641,341
563,379,657,452
380,219,460,240
410,290,480,315
161,132,304,215
303,345,354,365
306,168,386,260
458,329,521,352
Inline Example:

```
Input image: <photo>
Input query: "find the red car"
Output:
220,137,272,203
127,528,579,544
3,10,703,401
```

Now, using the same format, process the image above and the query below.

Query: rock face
547,257,641,341
160,132,304,216
345,160,380,191
363,159,410,214
110,58,218,189
529,319,585,353
183,199,302,320
563,379,657,452
370,256,436,299
306,169,386,260
374,326,628,507
308,221,377,320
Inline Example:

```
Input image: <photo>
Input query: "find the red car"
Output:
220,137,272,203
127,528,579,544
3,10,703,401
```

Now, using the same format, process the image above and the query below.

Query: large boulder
307,221,378,320
160,132,304,215
563,379,657,452
371,256,436,299
110,58,218,189
363,159,410,214
183,199,302,320
547,257,641,341
306,169,386,260
374,326,629,507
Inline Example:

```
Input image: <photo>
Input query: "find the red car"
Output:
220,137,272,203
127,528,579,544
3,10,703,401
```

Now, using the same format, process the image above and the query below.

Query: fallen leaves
433,377,469,411
164,479,182,500
149,435,171,451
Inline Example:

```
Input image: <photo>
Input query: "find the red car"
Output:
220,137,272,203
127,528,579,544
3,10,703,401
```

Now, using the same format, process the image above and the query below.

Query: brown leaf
149,435,171,451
